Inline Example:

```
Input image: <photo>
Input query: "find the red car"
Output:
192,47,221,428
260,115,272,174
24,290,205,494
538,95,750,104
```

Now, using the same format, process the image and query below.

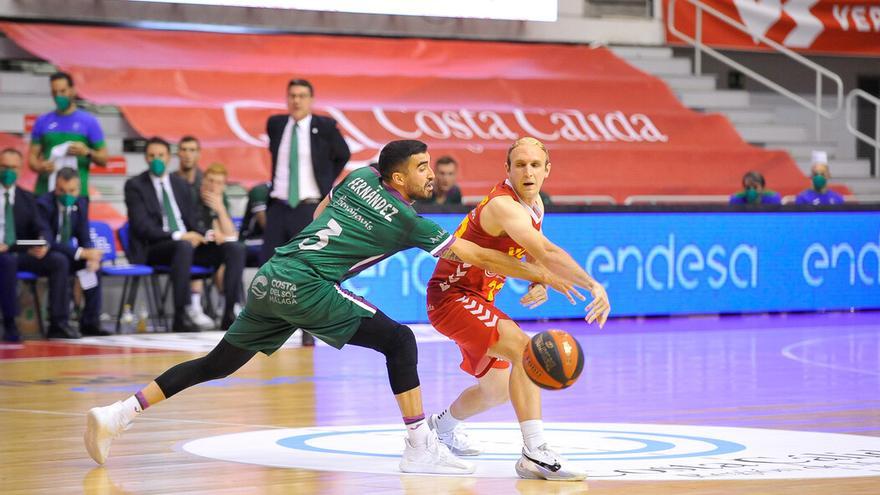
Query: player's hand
0,243,7,253
201,189,224,213
66,142,90,156
181,231,205,247
584,283,610,329
81,248,104,263
40,160,55,174
540,267,585,305
27,245,48,259
520,282,549,309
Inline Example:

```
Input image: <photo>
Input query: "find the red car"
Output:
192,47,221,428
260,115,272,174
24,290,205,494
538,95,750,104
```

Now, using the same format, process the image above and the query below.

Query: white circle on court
181,422,880,480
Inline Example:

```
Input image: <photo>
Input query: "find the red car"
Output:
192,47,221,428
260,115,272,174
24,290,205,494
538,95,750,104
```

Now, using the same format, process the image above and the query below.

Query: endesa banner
340,211,880,323
0,23,810,201
666,0,880,56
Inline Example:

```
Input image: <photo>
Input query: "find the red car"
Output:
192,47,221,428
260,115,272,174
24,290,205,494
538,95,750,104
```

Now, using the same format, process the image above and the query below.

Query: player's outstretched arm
447,237,583,304
483,197,611,327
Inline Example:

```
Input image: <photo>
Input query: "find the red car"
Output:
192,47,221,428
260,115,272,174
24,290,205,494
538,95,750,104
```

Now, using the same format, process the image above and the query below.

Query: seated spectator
38,167,110,336
795,151,844,205
416,156,462,205
239,181,270,267
124,137,243,332
195,163,246,327
174,137,226,330
0,148,77,341
729,171,781,205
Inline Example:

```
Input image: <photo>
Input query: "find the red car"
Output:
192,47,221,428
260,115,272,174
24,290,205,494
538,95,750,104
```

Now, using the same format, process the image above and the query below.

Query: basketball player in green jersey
84,140,586,474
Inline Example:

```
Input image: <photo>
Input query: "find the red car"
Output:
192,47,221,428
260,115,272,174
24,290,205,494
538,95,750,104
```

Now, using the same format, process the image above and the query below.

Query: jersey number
299,219,343,251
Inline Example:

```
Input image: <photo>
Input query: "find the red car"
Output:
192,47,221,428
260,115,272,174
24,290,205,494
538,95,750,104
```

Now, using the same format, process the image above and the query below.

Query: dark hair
179,135,200,148
145,136,171,154
378,140,427,182
56,167,79,182
287,79,314,96
50,72,75,87
742,170,766,187
435,156,457,168
0,147,22,158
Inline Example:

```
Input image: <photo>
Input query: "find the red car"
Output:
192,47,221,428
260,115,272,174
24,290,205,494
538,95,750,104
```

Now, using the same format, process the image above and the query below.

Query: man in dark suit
38,167,110,336
0,148,77,341
124,137,244,332
262,78,351,265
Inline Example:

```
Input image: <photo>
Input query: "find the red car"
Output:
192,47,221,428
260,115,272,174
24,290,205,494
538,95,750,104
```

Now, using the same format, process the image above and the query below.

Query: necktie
3,190,14,245
162,185,180,233
288,122,300,208
61,206,71,244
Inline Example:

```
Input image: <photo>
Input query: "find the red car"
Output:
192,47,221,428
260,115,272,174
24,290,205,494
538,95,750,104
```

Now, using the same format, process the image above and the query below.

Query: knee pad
385,324,419,395
386,324,417,366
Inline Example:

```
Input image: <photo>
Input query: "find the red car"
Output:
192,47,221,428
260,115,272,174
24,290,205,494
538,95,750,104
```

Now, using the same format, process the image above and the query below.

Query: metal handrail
845,89,880,177
666,0,844,140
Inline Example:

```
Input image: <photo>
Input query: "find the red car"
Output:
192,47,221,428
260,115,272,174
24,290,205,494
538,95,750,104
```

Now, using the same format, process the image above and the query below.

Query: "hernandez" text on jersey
345,176,400,222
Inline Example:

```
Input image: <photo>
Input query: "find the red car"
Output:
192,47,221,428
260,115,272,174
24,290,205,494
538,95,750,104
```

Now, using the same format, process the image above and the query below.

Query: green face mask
149,158,166,177
0,169,16,187
744,187,759,204
54,95,71,112
812,174,827,191
58,193,77,207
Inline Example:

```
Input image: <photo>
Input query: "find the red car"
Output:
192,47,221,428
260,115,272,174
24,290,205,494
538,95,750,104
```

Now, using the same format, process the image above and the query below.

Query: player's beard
411,181,434,200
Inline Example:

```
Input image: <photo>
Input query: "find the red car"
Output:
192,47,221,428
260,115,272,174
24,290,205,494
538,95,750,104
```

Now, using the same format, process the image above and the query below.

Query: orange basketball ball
522,330,584,390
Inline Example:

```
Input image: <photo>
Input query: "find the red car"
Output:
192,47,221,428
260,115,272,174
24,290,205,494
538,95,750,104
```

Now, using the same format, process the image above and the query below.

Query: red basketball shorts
427,291,511,378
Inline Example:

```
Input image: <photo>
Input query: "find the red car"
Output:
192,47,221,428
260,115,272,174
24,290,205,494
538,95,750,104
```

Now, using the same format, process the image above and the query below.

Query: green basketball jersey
273,166,454,281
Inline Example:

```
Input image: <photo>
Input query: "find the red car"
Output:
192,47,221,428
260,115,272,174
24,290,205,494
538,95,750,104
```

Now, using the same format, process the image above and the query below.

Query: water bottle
120,304,136,334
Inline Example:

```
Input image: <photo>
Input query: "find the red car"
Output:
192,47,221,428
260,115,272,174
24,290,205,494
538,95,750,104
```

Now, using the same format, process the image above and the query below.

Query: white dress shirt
0,185,14,244
150,173,186,238
271,114,321,203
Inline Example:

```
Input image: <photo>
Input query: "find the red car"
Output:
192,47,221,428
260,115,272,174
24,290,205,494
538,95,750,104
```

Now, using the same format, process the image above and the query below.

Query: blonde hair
204,162,228,178
506,137,550,166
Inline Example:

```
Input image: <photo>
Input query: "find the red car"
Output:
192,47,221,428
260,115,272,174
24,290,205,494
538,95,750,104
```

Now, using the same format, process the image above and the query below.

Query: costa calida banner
2,22,808,200
667,0,880,56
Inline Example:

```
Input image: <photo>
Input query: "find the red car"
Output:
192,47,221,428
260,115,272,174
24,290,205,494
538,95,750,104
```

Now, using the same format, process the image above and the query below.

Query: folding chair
89,221,165,333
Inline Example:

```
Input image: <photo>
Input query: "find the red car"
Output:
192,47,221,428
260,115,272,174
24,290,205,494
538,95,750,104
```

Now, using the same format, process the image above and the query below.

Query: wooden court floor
2,312,879,494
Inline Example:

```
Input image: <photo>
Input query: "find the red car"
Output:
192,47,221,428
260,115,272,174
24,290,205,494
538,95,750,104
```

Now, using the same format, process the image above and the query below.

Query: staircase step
625,57,692,75
659,74,717,91
736,124,808,143
610,46,674,60
763,142,840,159
0,71,49,95
681,90,750,108
715,108,775,124
839,178,880,195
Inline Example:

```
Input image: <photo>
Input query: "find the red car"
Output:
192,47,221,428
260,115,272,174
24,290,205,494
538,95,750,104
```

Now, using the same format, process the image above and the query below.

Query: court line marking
781,334,880,376
0,407,287,430
0,351,185,363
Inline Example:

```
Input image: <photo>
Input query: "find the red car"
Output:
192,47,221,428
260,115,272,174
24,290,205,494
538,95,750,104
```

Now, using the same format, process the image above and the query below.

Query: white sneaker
185,305,215,331
84,401,132,465
516,444,587,481
428,414,482,456
399,430,476,475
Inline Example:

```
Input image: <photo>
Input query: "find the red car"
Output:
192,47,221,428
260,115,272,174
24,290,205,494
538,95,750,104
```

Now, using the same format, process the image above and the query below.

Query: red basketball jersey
428,179,543,302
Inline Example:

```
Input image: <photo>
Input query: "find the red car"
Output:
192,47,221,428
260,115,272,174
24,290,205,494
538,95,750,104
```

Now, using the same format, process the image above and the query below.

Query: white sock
434,408,461,433
406,419,430,446
190,293,202,310
520,419,546,451
120,396,143,424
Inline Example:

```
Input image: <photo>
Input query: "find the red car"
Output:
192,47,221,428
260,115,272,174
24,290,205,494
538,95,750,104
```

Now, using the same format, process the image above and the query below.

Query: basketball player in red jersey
426,137,611,481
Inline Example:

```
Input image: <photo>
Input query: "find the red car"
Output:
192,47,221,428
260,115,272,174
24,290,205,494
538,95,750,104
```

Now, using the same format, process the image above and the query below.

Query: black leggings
154,309,419,398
